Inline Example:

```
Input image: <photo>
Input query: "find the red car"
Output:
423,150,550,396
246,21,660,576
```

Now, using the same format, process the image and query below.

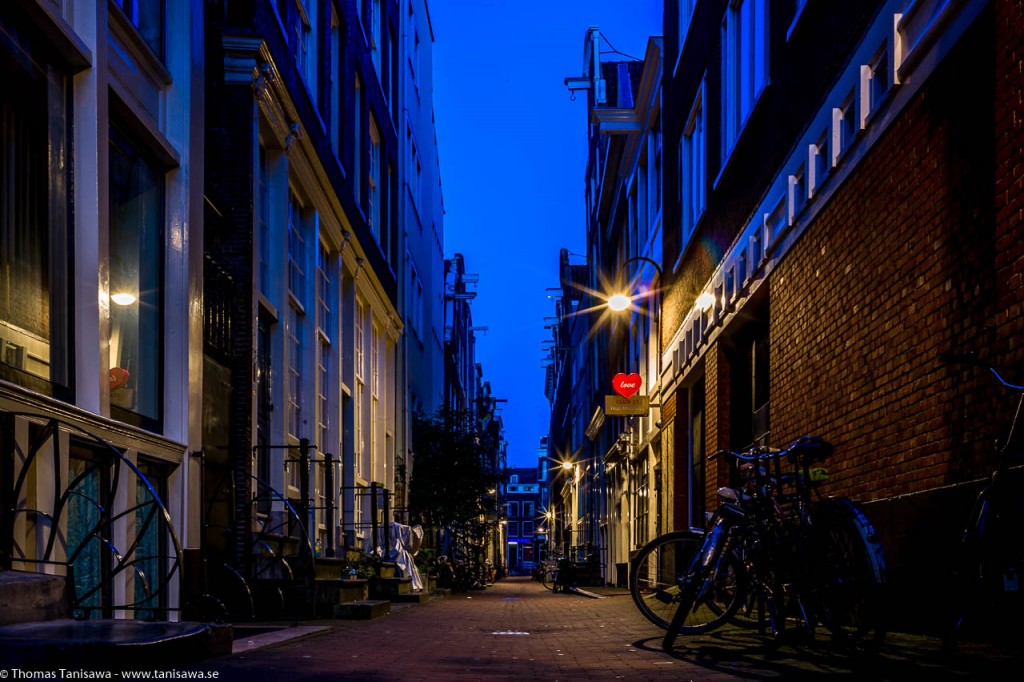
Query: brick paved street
182,576,1024,681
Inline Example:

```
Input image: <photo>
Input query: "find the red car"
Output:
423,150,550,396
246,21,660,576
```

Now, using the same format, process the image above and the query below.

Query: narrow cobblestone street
183,577,1024,681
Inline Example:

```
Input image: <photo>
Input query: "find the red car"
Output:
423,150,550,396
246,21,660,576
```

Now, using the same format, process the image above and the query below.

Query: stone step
0,569,69,626
333,599,390,620
389,591,431,604
0,619,233,669
372,576,412,598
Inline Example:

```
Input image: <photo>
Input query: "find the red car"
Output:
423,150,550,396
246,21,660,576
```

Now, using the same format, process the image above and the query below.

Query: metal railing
0,411,183,620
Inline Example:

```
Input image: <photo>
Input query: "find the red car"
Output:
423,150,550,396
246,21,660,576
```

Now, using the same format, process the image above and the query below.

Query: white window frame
368,118,381,239
720,0,769,164
680,80,706,247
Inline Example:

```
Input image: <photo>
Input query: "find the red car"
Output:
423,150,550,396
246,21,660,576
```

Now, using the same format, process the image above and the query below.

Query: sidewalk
167,577,1024,680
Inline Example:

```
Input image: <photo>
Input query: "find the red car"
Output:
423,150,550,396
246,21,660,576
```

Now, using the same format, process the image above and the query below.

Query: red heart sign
612,372,643,398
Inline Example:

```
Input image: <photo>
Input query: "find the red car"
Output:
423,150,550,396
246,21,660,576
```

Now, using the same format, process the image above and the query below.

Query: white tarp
370,521,425,591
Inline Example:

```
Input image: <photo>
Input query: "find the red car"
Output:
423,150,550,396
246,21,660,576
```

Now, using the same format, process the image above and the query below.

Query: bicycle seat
785,435,834,466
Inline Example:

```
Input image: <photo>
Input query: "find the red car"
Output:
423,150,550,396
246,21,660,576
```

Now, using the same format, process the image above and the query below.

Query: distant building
551,31,664,586
504,465,543,574
397,0,446,522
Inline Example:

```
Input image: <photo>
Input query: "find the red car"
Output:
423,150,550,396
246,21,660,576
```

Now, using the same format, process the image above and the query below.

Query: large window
287,306,303,439
109,126,164,426
368,118,381,240
680,82,706,246
0,43,70,392
720,0,768,162
370,0,381,77
633,457,650,548
114,0,164,59
257,143,271,297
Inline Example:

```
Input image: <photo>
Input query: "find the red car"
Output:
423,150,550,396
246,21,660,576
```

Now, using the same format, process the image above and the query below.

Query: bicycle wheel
539,563,556,591
943,485,1024,651
630,529,745,633
810,498,888,655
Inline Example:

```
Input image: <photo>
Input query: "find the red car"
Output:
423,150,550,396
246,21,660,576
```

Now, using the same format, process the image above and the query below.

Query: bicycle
941,353,1024,651
629,435,888,653
537,555,570,592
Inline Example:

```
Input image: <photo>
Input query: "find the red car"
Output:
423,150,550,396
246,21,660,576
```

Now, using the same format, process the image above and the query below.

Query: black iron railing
0,411,183,620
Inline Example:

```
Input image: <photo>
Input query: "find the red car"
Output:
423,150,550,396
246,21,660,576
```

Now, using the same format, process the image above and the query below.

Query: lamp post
607,256,664,377
607,255,665,543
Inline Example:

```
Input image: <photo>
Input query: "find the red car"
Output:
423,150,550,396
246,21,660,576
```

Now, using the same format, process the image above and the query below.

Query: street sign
605,394,649,416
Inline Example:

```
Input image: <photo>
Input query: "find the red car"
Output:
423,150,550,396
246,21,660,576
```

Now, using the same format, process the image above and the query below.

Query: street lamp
607,255,665,542
607,255,664,388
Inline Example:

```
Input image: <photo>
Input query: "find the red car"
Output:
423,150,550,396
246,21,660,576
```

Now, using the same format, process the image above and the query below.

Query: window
114,0,164,59
507,522,519,538
677,0,697,64
721,0,768,161
288,191,306,299
407,2,420,78
354,301,366,477
368,118,381,239
524,501,534,519
317,243,332,339
108,126,164,425
522,521,534,537
508,501,520,518
354,300,365,381
353,75,363,204
370,0,381,77
296,0,317,104
371,323,379,397
287,306,303,438
409,261,424,340
134,458,169,619
0,43,71,392
318,347,328,462
408,127,422,209
680,82,706,245
633,457,650,548
257,144,271,297
330,8,343,153
255,317,272,512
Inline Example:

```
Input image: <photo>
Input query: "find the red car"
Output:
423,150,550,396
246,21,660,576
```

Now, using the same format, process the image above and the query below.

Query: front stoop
0,569,68,626
333,599,390,620
0,619,234,669
389,591,431,604
372,576,412,599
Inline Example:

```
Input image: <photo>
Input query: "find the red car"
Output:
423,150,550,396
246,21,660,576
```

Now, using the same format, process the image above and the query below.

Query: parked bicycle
629,435,888,653
941,352,1024,651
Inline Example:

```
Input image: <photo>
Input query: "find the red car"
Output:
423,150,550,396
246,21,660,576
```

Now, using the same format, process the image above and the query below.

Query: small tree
409,407,501,553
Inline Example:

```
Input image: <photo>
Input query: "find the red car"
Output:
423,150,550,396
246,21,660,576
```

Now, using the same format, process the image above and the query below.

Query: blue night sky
430,1,663,468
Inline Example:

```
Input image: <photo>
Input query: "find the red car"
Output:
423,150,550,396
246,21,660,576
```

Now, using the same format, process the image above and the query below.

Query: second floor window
368,119,381,240
287,306,303,437
721,0,768,161
108,125,164,426
114,0,164,59
288,191,306,299
680,83,706,245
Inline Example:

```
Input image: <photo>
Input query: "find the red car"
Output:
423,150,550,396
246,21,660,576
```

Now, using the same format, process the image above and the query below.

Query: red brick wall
767,4,1021,503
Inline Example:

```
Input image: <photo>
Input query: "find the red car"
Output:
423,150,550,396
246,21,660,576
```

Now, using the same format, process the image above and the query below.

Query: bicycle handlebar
709,435,833,466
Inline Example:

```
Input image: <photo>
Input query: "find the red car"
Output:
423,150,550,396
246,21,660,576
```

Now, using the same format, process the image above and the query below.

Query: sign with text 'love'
612,372,642,398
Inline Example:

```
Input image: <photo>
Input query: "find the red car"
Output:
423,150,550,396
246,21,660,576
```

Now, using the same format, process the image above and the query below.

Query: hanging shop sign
607,372,647,415
605,394,650,416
